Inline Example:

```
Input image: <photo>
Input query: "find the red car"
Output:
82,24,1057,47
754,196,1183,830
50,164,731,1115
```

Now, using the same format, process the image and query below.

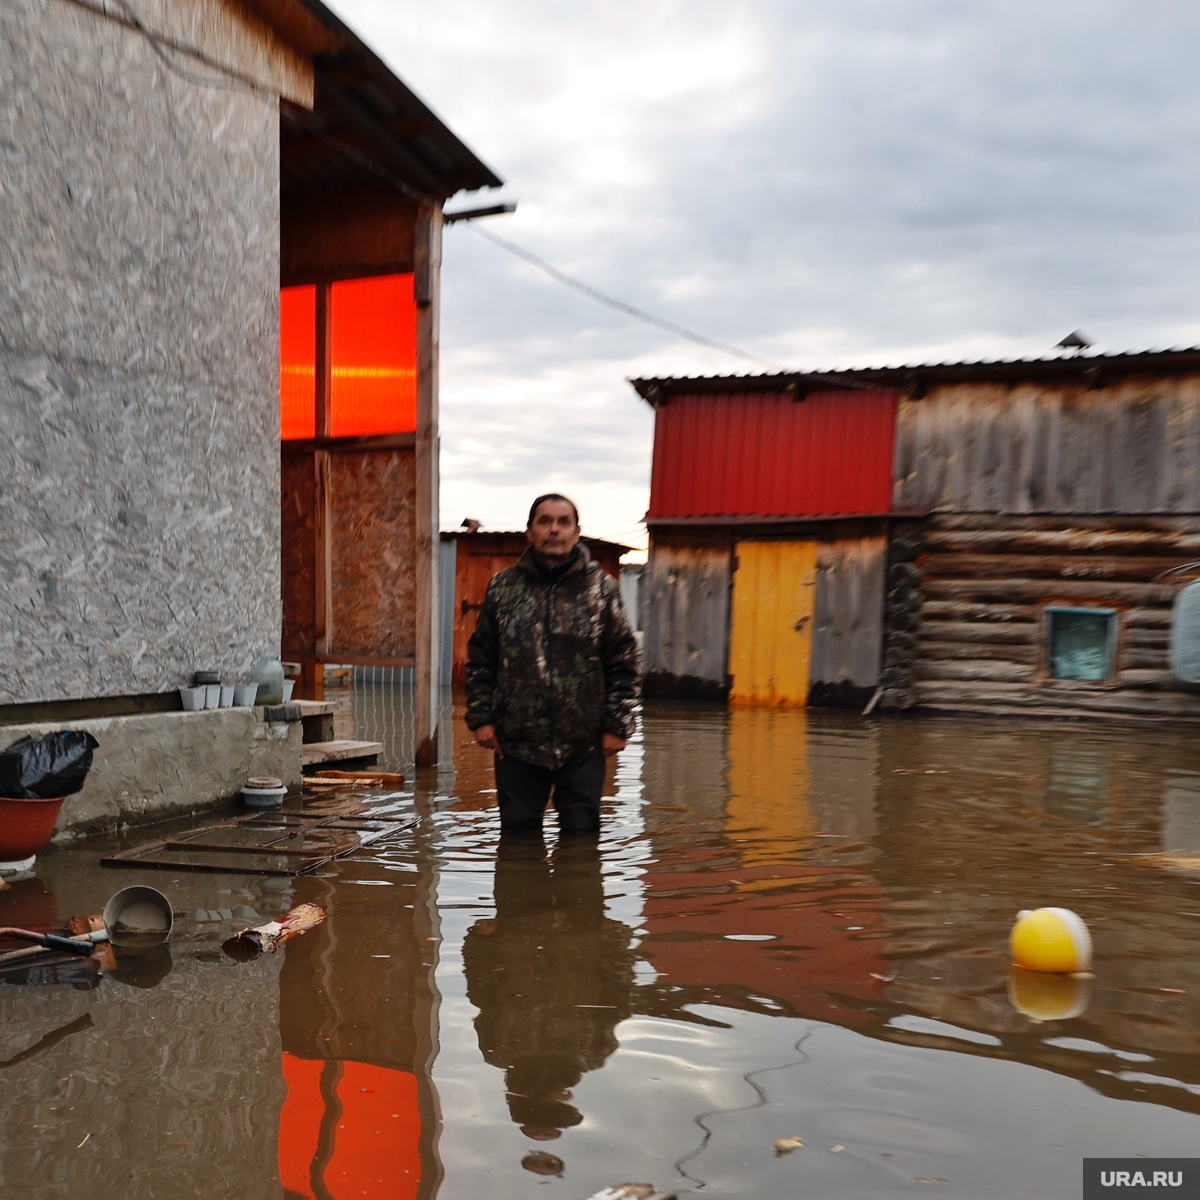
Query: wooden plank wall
643,529,732,700
881,514,1200,722
809,536,886,708
893,376,1200,514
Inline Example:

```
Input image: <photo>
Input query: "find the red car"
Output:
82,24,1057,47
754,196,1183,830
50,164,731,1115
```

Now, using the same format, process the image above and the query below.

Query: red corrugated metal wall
647,389,898,518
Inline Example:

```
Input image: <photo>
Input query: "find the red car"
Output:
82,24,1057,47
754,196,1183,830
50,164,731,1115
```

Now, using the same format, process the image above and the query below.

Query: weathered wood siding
809,536,886,708
645,525,885,706
893,376,1200,514
643,529,732,700
882,514,1200,722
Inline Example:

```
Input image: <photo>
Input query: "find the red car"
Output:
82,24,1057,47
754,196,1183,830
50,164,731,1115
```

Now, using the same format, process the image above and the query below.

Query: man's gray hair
527,493,580,527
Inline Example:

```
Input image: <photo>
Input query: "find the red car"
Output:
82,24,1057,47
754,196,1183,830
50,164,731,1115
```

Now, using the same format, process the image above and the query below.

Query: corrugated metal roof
647,388,897,520
631,348,1200,405
280,0,503,203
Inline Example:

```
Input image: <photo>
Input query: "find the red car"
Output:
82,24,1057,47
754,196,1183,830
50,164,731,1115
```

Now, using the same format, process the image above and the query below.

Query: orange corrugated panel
647,388,897,518
280,285,316,440
330,274,418,437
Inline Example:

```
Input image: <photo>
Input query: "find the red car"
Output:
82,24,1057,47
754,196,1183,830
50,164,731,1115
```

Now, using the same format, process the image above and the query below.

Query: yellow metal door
729,540,817,706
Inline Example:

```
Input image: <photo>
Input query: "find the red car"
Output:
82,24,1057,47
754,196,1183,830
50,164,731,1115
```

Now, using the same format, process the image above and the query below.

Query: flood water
4,693,1200,1198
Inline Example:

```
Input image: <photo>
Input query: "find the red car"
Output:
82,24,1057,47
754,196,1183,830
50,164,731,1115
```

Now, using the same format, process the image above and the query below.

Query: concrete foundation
0,709,302,840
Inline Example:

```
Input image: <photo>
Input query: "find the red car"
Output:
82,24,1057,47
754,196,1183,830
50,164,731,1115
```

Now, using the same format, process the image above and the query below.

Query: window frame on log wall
1041,603,1121,686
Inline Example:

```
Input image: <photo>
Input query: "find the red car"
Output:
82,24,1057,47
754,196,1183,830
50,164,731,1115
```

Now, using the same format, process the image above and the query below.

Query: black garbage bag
0,731,100,800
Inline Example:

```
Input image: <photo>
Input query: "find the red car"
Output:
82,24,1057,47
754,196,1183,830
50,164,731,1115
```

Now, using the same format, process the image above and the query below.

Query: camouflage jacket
465,545,640,769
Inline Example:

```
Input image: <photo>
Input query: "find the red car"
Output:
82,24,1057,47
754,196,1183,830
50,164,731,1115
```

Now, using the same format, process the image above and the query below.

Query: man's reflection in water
463,831,635,1140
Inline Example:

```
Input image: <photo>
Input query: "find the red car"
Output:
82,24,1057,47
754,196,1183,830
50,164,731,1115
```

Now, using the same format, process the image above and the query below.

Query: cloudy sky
327,0,1200,551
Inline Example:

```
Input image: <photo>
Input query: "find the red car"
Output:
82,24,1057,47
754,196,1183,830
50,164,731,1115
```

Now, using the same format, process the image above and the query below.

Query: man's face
527,500,581,563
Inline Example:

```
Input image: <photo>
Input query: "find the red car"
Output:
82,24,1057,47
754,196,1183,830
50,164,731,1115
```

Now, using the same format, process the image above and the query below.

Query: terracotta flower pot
0,795,66,861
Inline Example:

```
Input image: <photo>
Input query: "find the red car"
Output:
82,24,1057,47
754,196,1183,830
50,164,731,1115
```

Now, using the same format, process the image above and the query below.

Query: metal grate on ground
100,810,413,877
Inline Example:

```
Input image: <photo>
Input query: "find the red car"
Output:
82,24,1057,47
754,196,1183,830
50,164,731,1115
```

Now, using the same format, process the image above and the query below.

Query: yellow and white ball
1009,907,1092,975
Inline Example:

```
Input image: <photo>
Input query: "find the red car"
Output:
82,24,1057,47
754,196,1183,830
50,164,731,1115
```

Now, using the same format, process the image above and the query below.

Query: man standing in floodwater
465,494,640,832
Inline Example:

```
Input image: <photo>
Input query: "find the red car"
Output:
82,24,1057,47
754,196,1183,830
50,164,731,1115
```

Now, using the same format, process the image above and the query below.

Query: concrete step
301,739,382,766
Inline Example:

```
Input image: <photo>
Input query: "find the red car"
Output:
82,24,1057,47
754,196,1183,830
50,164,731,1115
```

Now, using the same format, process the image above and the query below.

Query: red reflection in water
279,1053,421,1199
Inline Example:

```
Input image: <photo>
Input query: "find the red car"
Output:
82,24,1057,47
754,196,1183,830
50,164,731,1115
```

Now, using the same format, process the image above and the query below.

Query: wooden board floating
301,739,383,766
223,902,325,961
314,769,405,785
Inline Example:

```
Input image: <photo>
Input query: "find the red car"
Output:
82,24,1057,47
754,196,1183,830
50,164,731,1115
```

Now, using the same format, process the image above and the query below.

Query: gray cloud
328,0,1200,539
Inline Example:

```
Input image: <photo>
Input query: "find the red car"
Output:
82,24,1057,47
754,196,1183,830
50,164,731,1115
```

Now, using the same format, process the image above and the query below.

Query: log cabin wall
882,512,1200,722
885,372,1200,722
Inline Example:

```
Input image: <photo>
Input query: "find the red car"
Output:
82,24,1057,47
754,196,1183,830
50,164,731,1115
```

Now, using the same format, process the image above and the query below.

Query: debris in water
830,1144,846,1153
76,1133,90,1149
1143,851,1200,876
585,1187,676,1200
313,769,405,787
222,902,325,961
774,1136,805,1154
521,1152,564,1176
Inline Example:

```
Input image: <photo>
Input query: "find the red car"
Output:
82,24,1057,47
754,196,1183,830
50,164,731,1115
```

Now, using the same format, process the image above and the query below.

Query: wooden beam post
314,284,334,661
413,205,443,767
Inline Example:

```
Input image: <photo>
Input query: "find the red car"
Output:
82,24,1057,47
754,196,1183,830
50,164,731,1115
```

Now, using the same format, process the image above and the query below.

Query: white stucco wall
0,0,283,703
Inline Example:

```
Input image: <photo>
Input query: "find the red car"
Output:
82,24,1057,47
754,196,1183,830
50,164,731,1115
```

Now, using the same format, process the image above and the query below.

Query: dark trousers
494,749,604,832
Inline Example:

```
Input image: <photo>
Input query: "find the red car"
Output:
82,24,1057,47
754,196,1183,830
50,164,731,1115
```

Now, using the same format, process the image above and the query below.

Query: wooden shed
442,531,631,685
633,351,1200,723
631,377,898,707
276,6,501,762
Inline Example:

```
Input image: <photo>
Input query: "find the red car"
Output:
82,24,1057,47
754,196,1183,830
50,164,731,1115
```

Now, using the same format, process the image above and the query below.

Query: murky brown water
3,695,1200,1198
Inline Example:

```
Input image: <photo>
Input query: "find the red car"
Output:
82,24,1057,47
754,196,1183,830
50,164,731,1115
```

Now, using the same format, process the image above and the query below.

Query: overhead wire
58,0,436,203
463,223,786,370
65,0,862,383
61,0,278,101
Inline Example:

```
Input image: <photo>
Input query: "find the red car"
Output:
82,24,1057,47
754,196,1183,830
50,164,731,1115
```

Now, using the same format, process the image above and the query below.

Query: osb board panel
0,1,281,703
811,537,886,690
104,0,313,104
893,375,1200,514
281,452,317,655
644,532,733,688
330,448,416,658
